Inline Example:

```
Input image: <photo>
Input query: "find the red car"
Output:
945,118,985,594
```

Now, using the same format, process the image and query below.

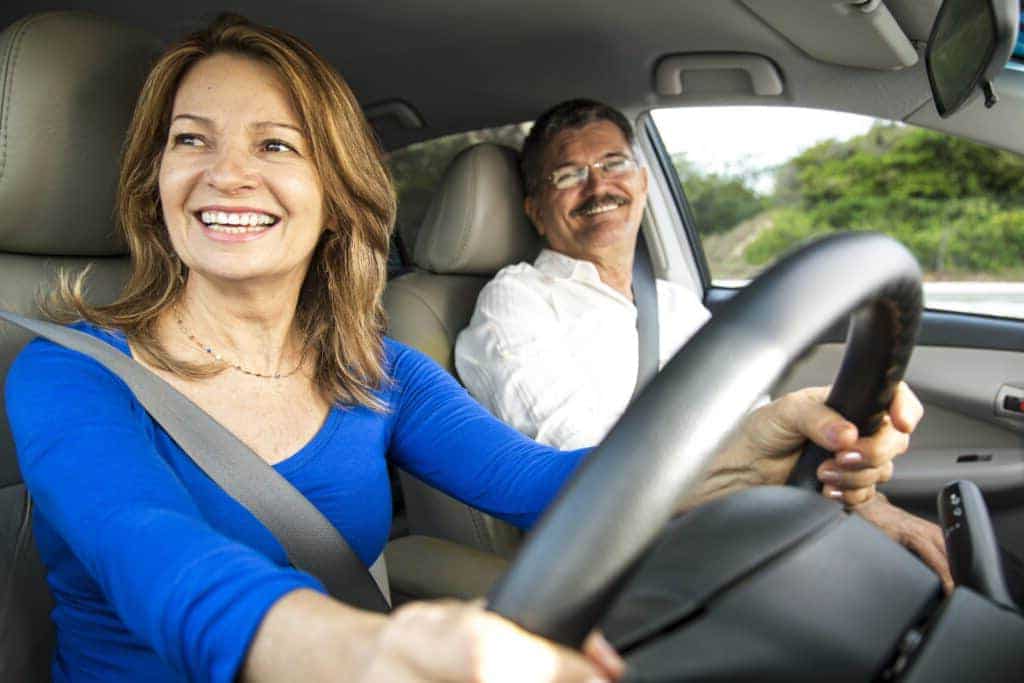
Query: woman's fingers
822,483,875,506
368,601,620,682
848,416,911,468
818,459,893,491
888,381,924,434
583,631,626,679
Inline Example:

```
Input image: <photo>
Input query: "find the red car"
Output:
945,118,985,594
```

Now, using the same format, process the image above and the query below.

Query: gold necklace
174,313,305,380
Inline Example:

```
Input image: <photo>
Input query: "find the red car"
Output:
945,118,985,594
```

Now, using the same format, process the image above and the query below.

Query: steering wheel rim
487,231,923,647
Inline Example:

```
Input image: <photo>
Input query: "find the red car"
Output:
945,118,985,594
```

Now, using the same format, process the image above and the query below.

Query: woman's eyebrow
251,121,304,135
171,113,213,126
169,115,302,136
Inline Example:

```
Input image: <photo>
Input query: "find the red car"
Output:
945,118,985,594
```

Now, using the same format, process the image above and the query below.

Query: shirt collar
533,248,605,287
533,248,635,305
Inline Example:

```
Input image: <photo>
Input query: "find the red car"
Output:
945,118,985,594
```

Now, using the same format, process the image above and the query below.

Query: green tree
672,154,765,235
744,123,1024,276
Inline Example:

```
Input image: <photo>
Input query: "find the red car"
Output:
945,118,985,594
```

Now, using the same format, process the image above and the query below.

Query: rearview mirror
925,0,1019,118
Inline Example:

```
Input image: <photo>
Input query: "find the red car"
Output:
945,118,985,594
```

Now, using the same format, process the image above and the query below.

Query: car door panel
706,292,1024,568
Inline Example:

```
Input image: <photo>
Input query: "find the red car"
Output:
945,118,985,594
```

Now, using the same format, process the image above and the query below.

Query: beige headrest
0,12,162,256
410,143,541,275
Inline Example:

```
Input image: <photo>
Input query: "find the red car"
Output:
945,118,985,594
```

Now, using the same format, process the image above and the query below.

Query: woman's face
159,53,325,289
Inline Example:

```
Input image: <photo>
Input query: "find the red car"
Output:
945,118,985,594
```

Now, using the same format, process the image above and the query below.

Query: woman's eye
172,133,205,147
263,139,296,153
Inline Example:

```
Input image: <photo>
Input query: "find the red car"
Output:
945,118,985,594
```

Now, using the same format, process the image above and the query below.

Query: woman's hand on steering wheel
732,381,951,591
739,381,923,505
364,600,626,682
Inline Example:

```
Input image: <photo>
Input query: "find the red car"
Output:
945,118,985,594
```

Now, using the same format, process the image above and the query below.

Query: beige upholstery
385,143,542,559
0,13,160,681
407,142,541,275
386,535,510,605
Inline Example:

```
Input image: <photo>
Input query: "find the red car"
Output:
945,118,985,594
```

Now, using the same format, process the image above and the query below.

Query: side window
651,106,1024,319
386,123,531,276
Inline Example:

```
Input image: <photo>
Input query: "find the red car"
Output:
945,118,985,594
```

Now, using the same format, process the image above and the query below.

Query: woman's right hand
243,589,624,682
364,600,624,682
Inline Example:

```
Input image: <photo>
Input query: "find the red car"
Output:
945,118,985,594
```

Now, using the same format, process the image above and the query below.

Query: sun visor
741,0,920,70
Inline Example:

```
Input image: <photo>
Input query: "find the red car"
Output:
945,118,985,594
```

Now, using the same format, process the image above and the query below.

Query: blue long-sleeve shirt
4,322,586,683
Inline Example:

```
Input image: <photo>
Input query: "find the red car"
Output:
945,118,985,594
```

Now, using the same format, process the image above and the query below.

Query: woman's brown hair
51,13,396,409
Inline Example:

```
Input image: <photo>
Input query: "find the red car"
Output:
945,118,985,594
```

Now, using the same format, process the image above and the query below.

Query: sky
651,106,882,191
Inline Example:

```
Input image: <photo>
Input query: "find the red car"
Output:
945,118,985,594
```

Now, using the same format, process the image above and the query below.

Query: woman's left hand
692,381,952,588
740,381,923,503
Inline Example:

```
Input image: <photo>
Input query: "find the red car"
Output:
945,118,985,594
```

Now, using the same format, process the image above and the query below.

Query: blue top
4,323,586,683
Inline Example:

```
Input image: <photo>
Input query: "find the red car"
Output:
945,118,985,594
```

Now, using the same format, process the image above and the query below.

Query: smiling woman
3,13,624,683
51,15,395,407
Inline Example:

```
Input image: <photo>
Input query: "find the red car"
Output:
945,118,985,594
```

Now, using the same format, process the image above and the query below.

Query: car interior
2,1,1024,681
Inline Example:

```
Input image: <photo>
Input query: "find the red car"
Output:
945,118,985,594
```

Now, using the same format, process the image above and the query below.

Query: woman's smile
194,206,281,242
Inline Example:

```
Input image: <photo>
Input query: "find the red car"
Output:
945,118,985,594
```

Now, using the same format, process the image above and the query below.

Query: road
923,282,1024,319
716,280,1024,320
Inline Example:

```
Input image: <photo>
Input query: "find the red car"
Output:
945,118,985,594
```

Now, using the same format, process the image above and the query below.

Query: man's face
525,120,648,263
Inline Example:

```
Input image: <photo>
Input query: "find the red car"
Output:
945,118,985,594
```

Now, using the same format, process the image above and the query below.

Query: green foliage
693,122,1024,277
788,124,1024,205
743,209,826,266
672,155,765,235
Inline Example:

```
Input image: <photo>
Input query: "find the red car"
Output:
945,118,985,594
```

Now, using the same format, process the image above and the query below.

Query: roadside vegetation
676,124,1024,281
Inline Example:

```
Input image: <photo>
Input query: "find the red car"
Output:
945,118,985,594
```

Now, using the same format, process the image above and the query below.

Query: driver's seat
384,143,541,558
0,12,161,681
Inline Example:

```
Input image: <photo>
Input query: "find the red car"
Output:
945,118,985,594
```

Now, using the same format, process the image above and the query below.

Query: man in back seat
455,99,710,451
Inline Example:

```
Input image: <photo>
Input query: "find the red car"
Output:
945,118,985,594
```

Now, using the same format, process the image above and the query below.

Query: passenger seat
384,143,541,559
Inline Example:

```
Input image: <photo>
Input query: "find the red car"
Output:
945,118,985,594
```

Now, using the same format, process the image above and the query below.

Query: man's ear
524,195,545,237
639,166,649,196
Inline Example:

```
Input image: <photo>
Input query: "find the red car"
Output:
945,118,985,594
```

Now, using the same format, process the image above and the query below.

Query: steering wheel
487,231,923,647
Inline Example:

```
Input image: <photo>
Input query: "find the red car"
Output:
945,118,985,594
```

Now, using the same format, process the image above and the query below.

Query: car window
386,123,531,275
651,106,1024,319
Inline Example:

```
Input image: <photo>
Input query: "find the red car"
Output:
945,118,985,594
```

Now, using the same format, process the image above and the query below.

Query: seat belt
0,311,390,613
631,232,660,401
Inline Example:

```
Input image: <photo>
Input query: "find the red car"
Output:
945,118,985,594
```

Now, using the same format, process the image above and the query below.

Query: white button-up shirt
455,249,711,450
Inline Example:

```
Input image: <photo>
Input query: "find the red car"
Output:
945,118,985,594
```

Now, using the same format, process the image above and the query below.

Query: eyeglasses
546,155,638,190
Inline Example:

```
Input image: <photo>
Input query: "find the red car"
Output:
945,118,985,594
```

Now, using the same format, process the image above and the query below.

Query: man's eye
603,157,632,172
172,133,205,147
262,139,296,153
552,167,584,188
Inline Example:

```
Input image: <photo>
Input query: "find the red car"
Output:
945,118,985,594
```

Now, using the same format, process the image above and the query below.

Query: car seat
0,12,161,681
384,143,542,558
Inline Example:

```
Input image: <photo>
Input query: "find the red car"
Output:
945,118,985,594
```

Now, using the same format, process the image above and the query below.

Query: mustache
570,194,629,217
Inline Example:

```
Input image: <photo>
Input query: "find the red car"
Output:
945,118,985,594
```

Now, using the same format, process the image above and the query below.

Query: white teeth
206,224,262,234
198,210,278,231
582,203,620,216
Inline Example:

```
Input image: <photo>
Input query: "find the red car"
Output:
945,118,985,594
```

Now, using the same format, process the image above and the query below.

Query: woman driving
4,14,938,683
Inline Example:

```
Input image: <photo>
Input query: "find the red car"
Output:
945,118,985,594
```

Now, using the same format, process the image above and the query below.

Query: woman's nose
206,144,258,193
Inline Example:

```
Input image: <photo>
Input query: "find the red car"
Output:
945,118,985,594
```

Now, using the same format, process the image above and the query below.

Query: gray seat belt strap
0,311,390,613
632,232,660,401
